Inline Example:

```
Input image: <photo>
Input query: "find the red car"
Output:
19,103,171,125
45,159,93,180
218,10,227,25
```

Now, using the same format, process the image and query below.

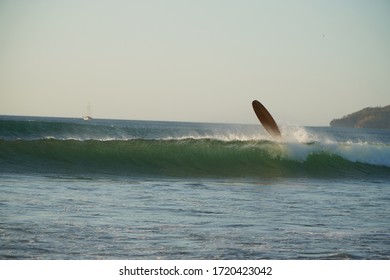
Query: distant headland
330,105,390,129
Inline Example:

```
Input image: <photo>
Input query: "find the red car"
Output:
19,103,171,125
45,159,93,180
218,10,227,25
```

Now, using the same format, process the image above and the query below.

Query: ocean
0,115,389,259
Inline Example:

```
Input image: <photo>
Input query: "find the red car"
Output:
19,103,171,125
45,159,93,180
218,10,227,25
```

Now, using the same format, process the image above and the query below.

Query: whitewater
1,116,389,259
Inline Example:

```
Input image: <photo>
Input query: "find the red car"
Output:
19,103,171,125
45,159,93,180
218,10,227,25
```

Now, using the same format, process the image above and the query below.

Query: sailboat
83,104,93,121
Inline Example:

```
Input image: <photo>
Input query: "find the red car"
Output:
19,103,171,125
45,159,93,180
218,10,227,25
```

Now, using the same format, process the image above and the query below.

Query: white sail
83,104,92,120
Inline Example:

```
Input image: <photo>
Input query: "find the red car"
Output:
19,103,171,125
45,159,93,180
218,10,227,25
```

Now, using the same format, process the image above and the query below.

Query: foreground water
1,116,389,259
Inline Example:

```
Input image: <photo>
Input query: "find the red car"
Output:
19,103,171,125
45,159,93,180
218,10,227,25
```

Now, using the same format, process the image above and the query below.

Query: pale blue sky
1,0,389,125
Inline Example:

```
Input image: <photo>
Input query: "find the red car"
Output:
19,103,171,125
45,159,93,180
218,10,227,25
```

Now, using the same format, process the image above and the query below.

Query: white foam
284,140,390,167
335,142,390,167
160,132,271,142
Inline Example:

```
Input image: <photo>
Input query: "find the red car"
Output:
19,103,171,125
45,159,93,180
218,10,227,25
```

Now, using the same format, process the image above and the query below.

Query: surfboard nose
252,100,282,140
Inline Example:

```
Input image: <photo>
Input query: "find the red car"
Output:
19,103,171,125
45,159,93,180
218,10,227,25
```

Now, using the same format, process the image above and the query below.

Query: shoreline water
1,116,389,259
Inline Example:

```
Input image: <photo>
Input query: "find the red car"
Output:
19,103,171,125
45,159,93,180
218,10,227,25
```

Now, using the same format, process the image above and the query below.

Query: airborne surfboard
252,100,282,140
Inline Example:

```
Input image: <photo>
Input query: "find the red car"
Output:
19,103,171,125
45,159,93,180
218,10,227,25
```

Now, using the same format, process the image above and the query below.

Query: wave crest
1,138,389,178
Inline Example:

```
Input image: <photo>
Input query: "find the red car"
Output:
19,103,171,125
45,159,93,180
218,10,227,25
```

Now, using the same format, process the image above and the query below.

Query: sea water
0,116,389,259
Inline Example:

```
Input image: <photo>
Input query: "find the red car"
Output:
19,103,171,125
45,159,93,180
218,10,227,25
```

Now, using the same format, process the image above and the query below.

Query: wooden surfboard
252,100,282,140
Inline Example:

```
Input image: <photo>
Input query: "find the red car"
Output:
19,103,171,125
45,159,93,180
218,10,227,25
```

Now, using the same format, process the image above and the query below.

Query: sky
0,0,389,126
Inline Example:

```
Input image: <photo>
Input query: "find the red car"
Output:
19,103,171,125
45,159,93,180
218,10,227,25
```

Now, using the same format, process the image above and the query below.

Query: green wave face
1,139,389,178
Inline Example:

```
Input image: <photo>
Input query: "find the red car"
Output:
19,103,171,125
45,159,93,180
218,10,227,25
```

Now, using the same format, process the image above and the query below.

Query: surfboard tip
251,99,282,141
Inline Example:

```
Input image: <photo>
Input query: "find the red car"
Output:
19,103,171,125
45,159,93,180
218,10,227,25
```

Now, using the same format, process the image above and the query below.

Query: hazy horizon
1,0,389,126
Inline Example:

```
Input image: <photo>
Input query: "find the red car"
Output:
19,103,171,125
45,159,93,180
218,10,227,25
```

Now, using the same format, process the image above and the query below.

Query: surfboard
252,100,282,140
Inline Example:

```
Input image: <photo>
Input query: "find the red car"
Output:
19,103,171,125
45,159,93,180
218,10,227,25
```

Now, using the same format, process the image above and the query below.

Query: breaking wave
1,138,389,178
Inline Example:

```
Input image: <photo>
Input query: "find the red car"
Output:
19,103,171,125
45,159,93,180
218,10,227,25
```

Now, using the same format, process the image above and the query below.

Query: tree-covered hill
330,105,390,129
